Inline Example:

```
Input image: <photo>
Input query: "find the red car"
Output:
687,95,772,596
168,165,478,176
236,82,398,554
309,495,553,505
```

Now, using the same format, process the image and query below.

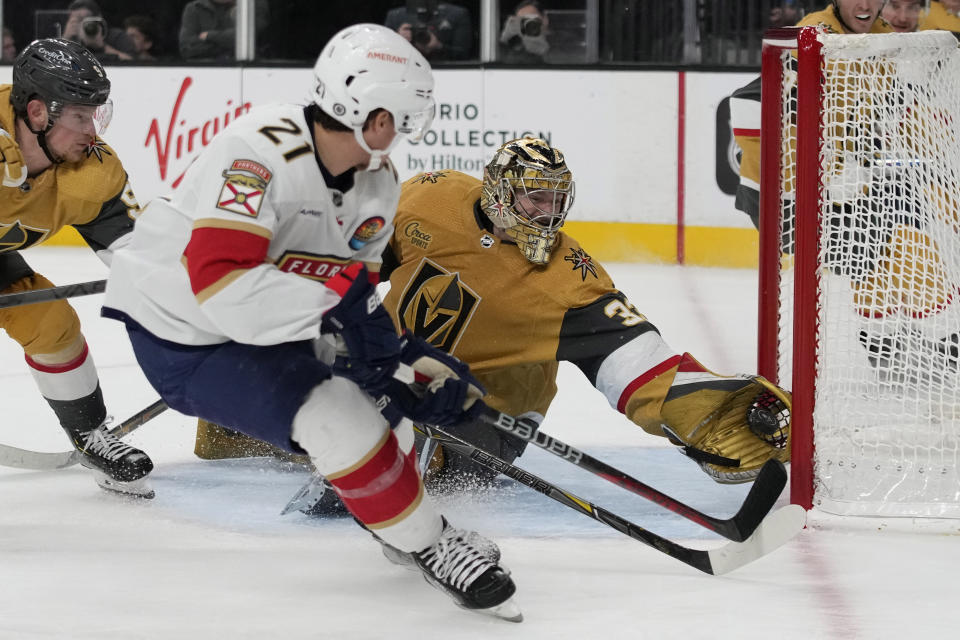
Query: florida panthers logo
396,258,480,352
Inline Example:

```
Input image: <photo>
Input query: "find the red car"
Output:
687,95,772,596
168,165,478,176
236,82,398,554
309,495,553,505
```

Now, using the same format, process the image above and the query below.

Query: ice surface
1,248,958,639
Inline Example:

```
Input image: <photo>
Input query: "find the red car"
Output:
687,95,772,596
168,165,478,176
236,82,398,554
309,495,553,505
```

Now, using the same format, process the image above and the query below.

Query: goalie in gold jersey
376,137,791,493
0,39,153,496
234,137,790,517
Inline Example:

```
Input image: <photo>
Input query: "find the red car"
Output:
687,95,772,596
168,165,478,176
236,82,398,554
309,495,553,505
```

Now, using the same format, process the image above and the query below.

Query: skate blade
94,473,155,499
280,475,326,515
474,597,523,623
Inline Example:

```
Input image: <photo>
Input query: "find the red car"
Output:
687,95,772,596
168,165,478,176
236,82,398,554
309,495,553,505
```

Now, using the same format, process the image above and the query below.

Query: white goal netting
775,31,960,517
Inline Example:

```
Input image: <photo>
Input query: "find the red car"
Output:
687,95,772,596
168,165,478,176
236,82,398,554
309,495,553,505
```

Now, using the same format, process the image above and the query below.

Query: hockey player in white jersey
102,24,521,622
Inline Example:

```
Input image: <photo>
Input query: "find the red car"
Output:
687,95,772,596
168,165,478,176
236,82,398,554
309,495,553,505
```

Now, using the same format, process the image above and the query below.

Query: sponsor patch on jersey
564,247,599,281
403,221,432,249
276,251,351,282
217,160,272,217
396,258,480,353
480,234,495,249
349,216,386,250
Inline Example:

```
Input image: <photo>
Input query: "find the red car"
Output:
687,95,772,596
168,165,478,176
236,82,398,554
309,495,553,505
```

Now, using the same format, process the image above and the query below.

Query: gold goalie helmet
480,137,575,264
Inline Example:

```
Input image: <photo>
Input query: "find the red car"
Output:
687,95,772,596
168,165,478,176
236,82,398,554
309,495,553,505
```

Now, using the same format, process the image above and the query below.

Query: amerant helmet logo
367,51,408,64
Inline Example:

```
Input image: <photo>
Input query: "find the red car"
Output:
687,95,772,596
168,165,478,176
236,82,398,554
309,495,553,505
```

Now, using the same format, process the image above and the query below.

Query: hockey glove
321,263,402,390
373,332,486,427
0,128,26,188
659,366,791,484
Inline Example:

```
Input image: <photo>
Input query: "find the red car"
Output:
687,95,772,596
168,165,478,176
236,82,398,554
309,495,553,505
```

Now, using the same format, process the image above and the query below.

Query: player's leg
0,257,152,492
290,378,518,617
125,327,520,617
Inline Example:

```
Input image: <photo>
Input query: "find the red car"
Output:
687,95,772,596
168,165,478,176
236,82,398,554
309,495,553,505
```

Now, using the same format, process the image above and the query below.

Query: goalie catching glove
628,353,791,484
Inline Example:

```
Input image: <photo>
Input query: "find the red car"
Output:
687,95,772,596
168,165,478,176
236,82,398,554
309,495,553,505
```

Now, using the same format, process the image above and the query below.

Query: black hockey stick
473,406,787,542
395,363,785,542
0,399,168,470
416,422,805,576
0,279,106,309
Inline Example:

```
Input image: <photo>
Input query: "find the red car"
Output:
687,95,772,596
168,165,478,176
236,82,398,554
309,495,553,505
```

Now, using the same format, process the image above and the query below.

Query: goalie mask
480,137,575,264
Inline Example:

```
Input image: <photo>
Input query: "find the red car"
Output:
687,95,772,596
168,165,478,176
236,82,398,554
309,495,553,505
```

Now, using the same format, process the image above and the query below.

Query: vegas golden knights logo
396,258,480,353
0,221,48,253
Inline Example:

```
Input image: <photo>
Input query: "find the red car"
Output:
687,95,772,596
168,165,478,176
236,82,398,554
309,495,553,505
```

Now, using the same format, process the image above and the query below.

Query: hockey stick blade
417,423,805,575
0,279,106,310
0,399,168,471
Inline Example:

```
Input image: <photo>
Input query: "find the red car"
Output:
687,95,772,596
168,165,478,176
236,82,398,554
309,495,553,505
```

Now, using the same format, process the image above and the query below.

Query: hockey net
758,27,960,517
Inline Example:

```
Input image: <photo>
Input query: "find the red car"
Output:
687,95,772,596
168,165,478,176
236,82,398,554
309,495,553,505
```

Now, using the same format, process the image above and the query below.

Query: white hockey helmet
313,23,436,170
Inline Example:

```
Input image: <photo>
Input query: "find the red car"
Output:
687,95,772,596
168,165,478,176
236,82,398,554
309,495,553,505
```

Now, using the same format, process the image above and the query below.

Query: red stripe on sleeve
323,262,364,298
676,352,708,373
616,354,683,413
183,227,270,295
732,128,761,137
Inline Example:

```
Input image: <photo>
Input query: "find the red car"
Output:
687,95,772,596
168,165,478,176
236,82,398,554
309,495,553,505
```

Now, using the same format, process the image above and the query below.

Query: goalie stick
0,279,106,310
0,399,168,471
416,422,805,576
395,363,786,542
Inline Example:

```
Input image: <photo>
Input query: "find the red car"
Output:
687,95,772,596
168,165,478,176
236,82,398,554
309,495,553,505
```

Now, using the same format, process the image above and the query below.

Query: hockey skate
66,421,155,499
378,528,501,570
413,523,521,622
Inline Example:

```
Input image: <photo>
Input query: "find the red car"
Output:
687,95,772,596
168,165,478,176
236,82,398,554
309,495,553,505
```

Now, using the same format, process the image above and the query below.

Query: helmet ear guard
481,137,575,264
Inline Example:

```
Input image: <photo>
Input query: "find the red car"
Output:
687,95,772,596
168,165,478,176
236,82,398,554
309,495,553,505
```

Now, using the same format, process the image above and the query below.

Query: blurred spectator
769,0,803,28
2,27,16,62
499,0,551,64
385,1,473,61
943,0,960,13
62,0,136,61
883,0,924,32
179,0,270,61
123,15,160,60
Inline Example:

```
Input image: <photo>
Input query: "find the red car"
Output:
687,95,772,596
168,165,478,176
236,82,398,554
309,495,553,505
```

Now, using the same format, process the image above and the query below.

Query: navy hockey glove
373,332,486,426
321,263,401,390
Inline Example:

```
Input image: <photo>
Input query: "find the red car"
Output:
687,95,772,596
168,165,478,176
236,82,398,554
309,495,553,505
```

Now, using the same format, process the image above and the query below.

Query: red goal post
758,27,960,517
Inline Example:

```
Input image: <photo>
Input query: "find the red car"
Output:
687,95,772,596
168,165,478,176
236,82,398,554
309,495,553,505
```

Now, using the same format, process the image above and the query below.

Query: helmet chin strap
24,118,62,165
352,127,401,172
